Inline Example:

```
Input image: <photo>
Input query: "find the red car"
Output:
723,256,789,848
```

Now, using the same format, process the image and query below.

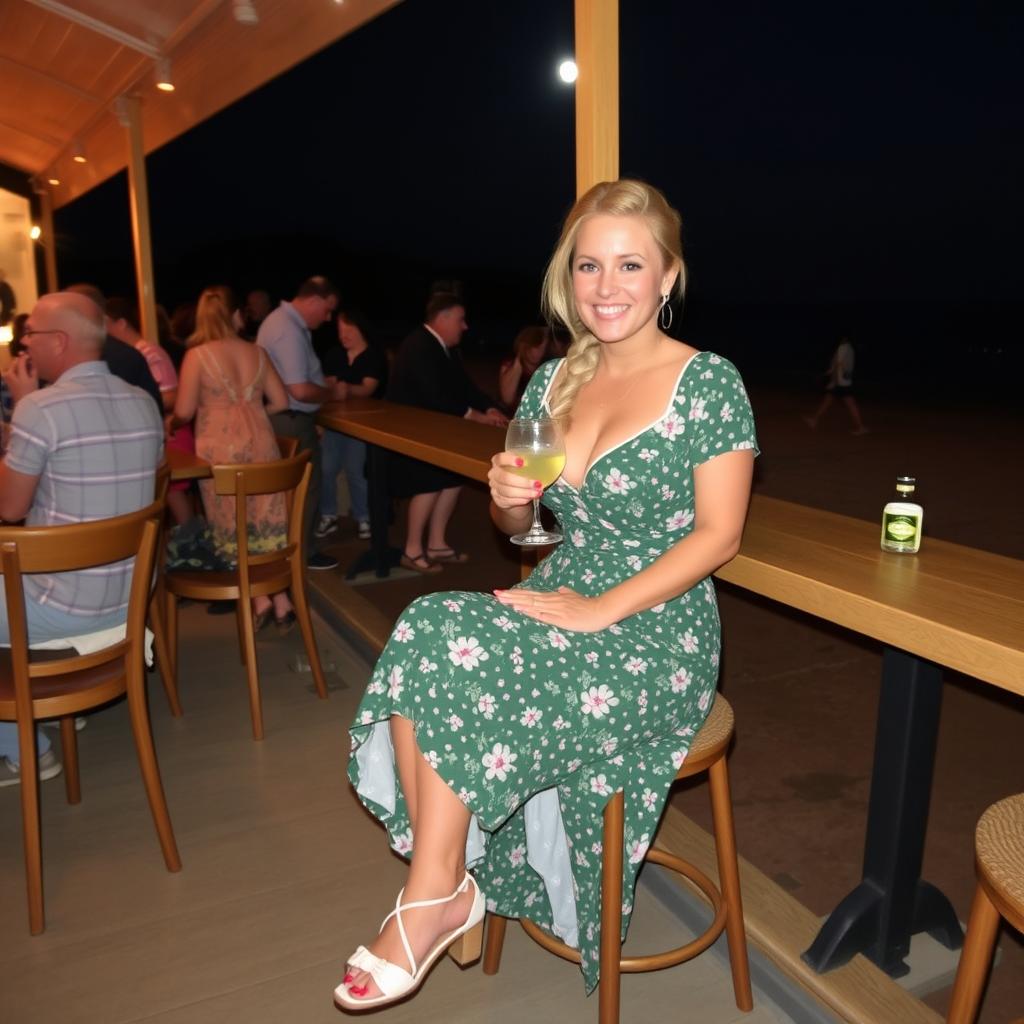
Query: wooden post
122,94,160,343
574,0,619,196
39,188,58,292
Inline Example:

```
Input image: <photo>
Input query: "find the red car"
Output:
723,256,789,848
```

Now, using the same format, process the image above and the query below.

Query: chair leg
16,719,44,933
237,597,264,740
235,600,248,665
292,567,328,700
599,790,625,1024
708,756,753,1012
164,590,178,688
946,882,1001,1024
483,913,508,975
126,681,181,873
60,716,81,805
149,591,182,717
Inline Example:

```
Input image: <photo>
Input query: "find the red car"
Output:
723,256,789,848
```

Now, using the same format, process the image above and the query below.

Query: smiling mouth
593,304,630,317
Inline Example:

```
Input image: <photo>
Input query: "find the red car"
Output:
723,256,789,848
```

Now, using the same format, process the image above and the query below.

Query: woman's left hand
492,586,613,633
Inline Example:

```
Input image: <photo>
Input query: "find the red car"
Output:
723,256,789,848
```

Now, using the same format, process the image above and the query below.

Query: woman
172,286,296,634
338,180,758,1009
314,308,387,541
498,325,553,410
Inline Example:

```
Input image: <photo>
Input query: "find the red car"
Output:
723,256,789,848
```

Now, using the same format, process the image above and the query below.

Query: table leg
802,647,963,976
343,442,401,579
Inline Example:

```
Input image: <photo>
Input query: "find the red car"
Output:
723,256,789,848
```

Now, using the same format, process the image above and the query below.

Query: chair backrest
210,450,312,575
154,462,170,503
0,500,164,702
275,434,300,459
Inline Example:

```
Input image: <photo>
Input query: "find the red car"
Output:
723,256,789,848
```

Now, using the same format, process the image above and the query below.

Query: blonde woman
172,286,295,633
338,181,758,1009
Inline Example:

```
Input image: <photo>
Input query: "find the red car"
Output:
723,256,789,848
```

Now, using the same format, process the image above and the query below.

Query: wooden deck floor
0,604,791,1024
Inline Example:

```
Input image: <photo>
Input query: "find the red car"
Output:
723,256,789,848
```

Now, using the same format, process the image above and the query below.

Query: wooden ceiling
0,0,402,208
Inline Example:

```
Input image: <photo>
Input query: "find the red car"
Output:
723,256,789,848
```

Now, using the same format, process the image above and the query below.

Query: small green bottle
880,476,923,554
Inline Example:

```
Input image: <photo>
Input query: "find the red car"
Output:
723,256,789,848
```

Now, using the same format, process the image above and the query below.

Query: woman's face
572,214,675,346
523,339,547,371
337,317,365,349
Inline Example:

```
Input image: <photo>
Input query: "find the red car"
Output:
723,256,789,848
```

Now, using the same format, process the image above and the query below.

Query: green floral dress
348,351,758,992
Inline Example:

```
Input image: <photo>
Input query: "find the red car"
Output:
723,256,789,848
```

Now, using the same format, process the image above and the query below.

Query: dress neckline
544,350,702,492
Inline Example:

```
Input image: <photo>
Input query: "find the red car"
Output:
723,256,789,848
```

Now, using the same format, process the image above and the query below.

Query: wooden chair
946,794,1024,1024
0,501,181,934
482,695,752,1024
275,434,299,459
149,461,182,717
163,450,328,740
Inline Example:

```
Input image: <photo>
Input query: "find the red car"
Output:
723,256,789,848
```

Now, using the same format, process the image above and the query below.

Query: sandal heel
447,920,484,966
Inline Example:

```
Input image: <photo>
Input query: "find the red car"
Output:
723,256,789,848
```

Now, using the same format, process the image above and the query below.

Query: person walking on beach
804,335,868,435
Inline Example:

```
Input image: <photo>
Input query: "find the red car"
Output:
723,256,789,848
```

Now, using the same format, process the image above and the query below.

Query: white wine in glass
505,416,565,546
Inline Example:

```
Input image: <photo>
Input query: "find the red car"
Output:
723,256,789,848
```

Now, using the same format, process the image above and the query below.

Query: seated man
387,291,508,572
0,292,164,786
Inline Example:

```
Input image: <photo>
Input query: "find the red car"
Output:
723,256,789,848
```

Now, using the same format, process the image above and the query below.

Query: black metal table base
343,442,401,580
802,647,963,976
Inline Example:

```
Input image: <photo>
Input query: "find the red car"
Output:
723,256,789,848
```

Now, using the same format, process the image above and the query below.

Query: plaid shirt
4,361,163,617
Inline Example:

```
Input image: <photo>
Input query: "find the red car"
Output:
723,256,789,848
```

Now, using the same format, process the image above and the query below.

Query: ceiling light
72,139,87,163
155,57,175,92
48,176,61,186
558,59,578,84
233,1,259,24
30,225,42,240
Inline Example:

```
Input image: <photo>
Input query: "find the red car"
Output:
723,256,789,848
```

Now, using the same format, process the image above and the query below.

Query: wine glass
505,416,565,546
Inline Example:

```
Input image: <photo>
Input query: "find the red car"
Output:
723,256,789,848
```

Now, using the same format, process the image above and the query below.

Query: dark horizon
18,0,1024,395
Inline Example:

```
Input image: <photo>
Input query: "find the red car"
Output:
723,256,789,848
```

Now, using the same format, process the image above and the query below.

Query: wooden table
166,447,211,481
316,396,1024,981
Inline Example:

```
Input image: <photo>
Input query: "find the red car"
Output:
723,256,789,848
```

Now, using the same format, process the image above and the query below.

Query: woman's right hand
488,451,542,510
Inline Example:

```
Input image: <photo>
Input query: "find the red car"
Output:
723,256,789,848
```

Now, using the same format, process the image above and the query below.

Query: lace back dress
194,344,287,562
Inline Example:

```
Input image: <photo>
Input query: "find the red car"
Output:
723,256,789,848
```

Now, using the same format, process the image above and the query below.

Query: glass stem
530,497,543,534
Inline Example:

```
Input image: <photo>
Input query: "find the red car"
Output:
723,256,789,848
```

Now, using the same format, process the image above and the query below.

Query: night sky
52,0,1024,387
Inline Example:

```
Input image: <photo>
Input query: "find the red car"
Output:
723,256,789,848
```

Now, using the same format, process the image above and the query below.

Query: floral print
348,351,757,992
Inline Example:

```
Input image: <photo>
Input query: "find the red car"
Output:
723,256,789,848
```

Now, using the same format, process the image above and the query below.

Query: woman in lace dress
173,286,295,632
338,180,757,1010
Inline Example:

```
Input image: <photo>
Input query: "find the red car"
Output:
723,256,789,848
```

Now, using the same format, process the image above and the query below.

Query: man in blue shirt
257,276,346,570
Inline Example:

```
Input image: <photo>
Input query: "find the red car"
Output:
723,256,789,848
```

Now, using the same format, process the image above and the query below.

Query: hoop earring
658,294,673,331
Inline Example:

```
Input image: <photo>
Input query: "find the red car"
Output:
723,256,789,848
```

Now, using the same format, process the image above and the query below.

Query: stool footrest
519,847,729,974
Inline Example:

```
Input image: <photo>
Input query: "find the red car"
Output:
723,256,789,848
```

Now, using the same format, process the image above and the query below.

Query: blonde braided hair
542,180,686,423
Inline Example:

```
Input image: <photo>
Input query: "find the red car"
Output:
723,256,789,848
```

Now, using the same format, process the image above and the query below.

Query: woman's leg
346,715,473,999
391,714,421,833
405,492,440,560
425,486,462,552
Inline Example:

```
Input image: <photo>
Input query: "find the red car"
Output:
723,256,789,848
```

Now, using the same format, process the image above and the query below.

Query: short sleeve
5,395,53,477
513,358,560,420
686,354,759,466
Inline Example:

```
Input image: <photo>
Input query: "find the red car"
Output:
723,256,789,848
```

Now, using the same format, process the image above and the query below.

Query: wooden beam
38,188,58,293
574,0,619,196
121,95,159,344
23,0,161,58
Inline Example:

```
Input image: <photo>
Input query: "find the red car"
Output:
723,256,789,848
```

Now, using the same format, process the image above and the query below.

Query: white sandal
334,872,485,1010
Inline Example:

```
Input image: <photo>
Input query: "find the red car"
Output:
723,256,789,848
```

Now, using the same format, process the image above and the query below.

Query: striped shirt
4,361,164,617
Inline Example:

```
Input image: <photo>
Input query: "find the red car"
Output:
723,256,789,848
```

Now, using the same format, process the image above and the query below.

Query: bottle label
883,513,918,542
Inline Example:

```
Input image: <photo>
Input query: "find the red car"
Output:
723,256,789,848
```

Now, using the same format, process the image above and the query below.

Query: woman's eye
576,262,598,273
622,262,642,272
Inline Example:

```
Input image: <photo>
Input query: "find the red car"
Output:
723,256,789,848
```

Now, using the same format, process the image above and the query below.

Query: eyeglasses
20,328,65,340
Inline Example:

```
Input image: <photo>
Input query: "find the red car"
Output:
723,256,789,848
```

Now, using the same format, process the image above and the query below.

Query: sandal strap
347,946,414,998
378,874,472,977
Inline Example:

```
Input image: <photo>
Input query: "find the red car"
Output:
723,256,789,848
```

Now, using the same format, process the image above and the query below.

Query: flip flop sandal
400,552,442,575
426,547,470,564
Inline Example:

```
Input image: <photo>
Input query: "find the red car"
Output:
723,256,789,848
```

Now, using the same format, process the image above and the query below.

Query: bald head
23,292,106,382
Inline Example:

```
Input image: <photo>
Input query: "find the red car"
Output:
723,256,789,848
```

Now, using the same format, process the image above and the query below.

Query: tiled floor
0,605,790,1024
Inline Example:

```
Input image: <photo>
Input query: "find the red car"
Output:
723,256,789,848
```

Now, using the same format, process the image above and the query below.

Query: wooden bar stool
482,695,752,1024
947,793,1024,1024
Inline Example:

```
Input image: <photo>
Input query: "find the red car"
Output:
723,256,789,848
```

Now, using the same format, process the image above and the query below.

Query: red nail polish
343,973,353,984
534,481,542,488
351,986,368,997
515,457,524,467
